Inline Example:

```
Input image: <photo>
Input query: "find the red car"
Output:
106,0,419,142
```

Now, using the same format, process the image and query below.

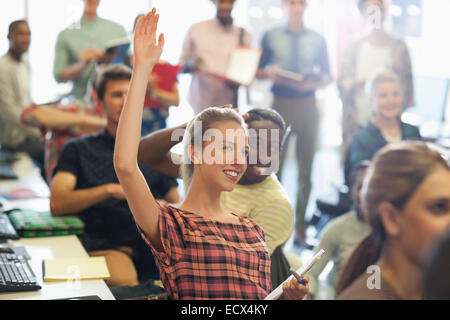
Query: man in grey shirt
0,20,43,168
257,0,331,244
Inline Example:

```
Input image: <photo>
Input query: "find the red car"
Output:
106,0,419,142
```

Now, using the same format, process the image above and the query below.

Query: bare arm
30,106,106,130
50,171,124,216
114,10,165,252
138,123,185,179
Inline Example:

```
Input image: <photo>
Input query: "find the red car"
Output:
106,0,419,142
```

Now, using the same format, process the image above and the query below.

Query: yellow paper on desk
43,257,110,282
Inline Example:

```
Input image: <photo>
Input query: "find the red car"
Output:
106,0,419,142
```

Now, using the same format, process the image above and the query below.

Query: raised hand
133,8,165,70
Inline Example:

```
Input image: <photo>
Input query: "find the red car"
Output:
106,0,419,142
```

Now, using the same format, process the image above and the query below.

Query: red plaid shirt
139,204,272,300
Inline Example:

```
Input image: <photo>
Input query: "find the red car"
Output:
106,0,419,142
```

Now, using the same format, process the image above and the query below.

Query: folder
42,257,110,282
146,62,181,109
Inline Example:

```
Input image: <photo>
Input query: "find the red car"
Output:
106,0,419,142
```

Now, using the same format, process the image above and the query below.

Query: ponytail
336,141,448,295
336,233,382,295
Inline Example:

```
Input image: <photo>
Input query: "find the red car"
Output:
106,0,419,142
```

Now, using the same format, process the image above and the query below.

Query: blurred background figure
308,161,371,299
53,0,128,105
337,0,414,164
257,0,331,245
0,20,44,169
179,0,251,113
344,71,421,188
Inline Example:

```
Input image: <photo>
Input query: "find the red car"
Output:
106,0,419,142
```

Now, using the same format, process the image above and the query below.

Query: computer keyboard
0,213,19,240
0,150,18,163
0,249,41,292
0,163,18,180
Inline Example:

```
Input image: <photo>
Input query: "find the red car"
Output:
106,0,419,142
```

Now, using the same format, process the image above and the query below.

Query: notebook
42,257,110,282
7,209,84,238
105,36,131,64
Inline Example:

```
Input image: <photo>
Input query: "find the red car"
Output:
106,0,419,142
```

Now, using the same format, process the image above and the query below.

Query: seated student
0,20,44,168
114,10,308,300
50,63,180,287
422,229,450,300
336,141,450,300
308,161,371,299
139,106,296,288
344,71,421,188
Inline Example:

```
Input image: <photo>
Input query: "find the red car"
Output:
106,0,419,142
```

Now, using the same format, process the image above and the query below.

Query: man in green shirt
53,0,128,104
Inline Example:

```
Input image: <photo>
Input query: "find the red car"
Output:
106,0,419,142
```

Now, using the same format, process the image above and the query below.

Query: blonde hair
180,107,246,192
366,70,401,97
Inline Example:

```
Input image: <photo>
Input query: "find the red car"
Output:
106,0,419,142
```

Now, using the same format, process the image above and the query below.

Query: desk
1,153,115,300
0,153,49,212
0,235,115,300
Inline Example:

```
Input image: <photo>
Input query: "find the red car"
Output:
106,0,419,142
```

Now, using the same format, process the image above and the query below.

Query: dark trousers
273,96,319,232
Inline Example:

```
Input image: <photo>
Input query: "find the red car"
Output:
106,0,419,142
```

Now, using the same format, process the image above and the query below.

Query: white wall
405,0,450,78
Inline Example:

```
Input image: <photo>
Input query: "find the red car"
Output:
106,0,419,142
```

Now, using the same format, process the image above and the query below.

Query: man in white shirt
0,20,44,168
179,0,251,113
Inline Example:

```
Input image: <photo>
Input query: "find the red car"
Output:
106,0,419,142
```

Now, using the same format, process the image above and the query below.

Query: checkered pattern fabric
139,204,272,300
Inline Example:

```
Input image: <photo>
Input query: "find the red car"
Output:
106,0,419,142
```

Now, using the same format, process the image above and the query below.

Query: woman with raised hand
336,141,450,300
114,9,308,300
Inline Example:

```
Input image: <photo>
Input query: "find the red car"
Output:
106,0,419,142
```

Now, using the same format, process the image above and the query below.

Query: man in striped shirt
221,109,294,255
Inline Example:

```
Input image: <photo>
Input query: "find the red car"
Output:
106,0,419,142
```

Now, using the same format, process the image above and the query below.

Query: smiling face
8,22,30,55
239,120,283,185
192,120,248,192
372,80,403,121
386,167,450,265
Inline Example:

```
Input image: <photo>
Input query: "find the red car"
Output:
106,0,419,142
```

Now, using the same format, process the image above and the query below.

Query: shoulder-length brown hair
336,141,449,295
